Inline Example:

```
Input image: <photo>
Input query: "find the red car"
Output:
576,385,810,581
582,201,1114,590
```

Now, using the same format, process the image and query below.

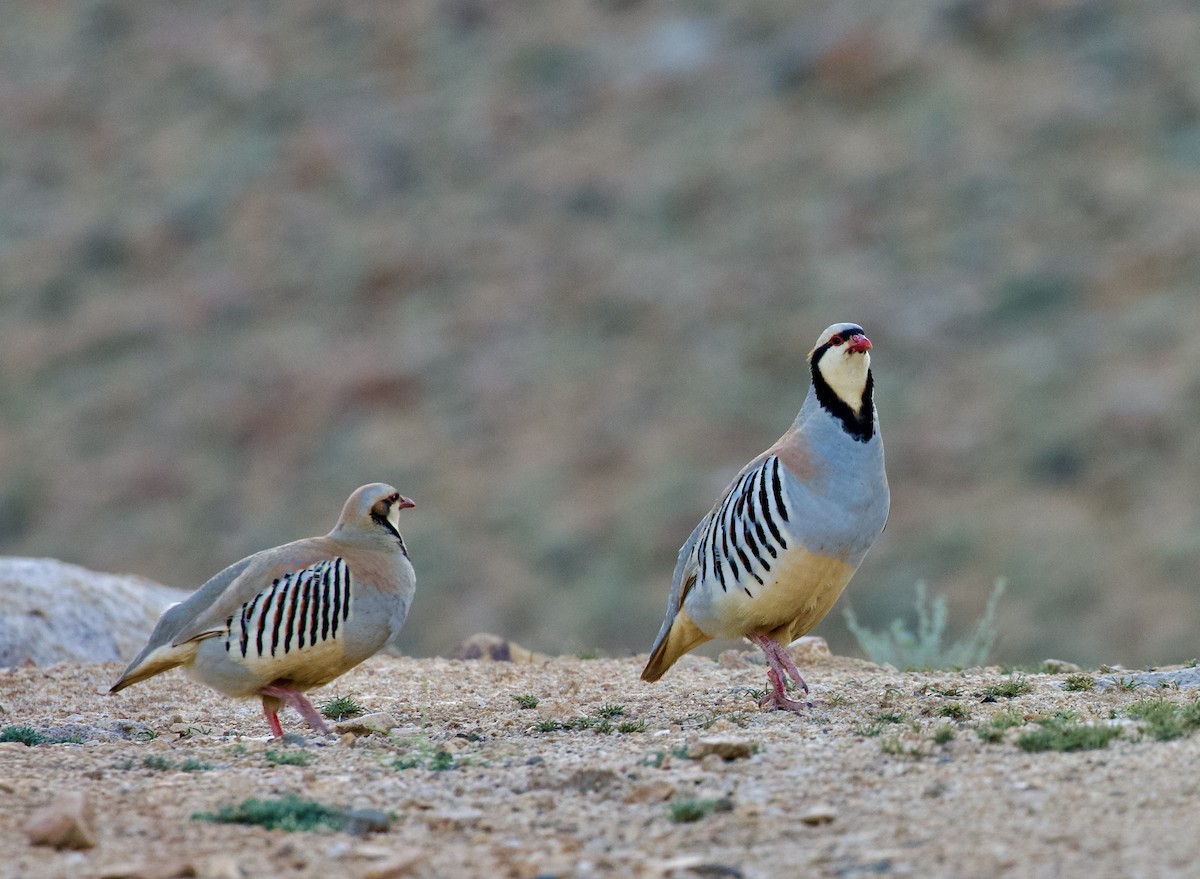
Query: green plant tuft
1062,674,1095,692
1127,697,1200,741
1017,717,1121,753
319,695,365,721
513,694,540,709
618,720,648,734
984,675,1033,699
1,726,46,746
667,798,720,823
939,703,970,721
193,795,345,832
266,749,312,766
844,579,1006,670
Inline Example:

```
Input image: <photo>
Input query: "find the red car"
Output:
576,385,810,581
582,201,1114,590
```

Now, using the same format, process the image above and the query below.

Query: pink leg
749,634,812,713
262,700,284,738
259,684,330,735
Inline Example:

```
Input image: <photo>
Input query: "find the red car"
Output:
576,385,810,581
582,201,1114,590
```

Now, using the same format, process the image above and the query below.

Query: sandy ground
2,648,1199,879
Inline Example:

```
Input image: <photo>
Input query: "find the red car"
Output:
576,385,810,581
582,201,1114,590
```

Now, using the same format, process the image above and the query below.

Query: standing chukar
642,323,890,711
110,483,416,736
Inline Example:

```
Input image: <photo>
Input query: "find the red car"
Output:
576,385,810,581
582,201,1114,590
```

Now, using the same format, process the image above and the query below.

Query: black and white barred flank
223,558,352,659
694,455,791,597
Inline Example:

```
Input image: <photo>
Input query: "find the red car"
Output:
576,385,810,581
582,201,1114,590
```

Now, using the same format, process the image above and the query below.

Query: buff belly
693,548,858,643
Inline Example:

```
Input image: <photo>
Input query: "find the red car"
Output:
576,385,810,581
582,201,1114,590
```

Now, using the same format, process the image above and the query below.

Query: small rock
23,791,96,850
454,632,549,663
717,649,754,668
799,805,838,826
687,738,755,761
196,855,242,879
1094,668,1200,690
566,768,620,794
623,780,676,804
342,808,392,836
95,860,193,879
786,636,832,665
360,847,428,879
338,732,358,748
334,713,396,736
425,807,483,832
1042,659,1083,674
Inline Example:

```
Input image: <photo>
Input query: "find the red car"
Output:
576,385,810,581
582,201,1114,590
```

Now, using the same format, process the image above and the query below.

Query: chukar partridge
642,323,890,711
110,483,416,736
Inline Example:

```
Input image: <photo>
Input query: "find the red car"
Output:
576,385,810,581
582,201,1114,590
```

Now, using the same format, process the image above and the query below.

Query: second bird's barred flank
224,558,352,659
696,455,791,595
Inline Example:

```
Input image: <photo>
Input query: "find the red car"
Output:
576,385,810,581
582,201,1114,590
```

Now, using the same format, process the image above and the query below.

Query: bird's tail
640,611,710,682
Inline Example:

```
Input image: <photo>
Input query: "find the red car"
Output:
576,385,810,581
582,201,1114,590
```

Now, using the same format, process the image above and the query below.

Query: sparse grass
538,705,645,735
984,676,1033,699
1127,697,1200,741
928,685,961,697
513,694,540,709
1017,717,1122,753
828,693,849,707
132,728,160,742
856,711,906,738
666,798,719,823
746,688,768,702
1062,674,1095,692
193,796,345,832
939,702,970,721
179,758,213,772
1115,677,1141,691
974,708,1025,743
931,726,956,745
390,736,463,771
844,579,1006,670
319,695,365,721
881,735,926,759
1,726,46,746
266,749,312,766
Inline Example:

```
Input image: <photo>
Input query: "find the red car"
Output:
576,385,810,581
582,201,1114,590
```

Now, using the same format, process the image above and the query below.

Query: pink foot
749,634,812,713
259,684,330,735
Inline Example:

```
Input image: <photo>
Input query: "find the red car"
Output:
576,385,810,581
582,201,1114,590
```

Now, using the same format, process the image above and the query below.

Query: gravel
2,652,1199,878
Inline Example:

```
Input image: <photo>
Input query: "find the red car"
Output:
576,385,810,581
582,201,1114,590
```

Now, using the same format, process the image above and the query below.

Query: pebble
196,854,243,879
342,808,393,836
799,805,838,826
687,738,755,761
23,791,96,850
334,712,397,736
623,780,676,804
786,636,833,665
360,847,428,879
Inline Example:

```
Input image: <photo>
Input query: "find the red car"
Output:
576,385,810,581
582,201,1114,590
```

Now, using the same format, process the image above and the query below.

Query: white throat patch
816,347,870,413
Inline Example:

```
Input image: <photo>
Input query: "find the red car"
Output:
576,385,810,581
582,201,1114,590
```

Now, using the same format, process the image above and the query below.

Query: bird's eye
829,334,844,346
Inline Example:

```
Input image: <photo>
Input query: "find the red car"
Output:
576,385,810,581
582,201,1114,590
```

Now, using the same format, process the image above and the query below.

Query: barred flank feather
696,455,791,599
224,558,352,659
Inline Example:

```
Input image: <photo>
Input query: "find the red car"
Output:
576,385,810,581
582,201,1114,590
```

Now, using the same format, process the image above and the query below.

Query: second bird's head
334,483,416,544
809,322,873,413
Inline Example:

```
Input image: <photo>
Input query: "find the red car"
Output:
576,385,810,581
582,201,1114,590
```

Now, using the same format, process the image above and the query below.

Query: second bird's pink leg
749,634,812,713
259,684,330,735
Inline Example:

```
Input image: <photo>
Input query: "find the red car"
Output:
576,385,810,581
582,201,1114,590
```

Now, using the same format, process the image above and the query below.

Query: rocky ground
3,645,1200,879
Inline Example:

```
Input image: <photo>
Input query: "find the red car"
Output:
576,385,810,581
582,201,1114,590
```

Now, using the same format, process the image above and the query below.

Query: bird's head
335,483,416,544
809,322,873,415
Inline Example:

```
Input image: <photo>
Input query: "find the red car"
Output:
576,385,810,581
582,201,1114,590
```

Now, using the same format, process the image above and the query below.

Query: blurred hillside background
2,0,1198,668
